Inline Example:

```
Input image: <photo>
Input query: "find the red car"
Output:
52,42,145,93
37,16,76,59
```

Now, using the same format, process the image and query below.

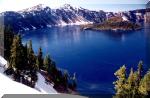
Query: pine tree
27,40,36,70
72,72,77,90
44,54,52,71
27,40,38,87
126,68,134,96
133,71,140,95
63,70,69,90
9,35,24,70
139,70,150,95
137,61,143,82
23,43,28,70
113,65,127,95
30,68,38,88
4,26,14,60
50,61,60,85
49,61,57,76
9,35,25,82
36,47,43,70
36,59,40,70
114,61,150,97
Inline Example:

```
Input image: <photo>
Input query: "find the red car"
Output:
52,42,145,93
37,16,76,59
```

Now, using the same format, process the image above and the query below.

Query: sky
0,0,148,12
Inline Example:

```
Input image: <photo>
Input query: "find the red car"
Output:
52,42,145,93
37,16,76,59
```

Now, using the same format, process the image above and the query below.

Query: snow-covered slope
0,73,41,97
35,72,57,94
0,56,41,96
0,56,7,67
1,4,148,32
0,56,57,96
1,4,106,32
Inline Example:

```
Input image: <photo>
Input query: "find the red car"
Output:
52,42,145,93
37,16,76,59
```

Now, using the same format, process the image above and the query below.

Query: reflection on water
22,25,148,94
145,23,150,68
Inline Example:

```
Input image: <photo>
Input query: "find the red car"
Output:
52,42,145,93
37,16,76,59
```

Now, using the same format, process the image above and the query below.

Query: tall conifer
37,47,43,70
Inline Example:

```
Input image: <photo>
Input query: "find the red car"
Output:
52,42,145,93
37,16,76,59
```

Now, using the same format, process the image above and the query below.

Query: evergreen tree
4,26,14,60
50,61,60,86
23,43,28,70
36,59,40,70
44,54,52,71
126,68,135,96
27,40,38,87
63,70,69,89
30,68,38,88
36,47,43,70
113,65,127,95
137,61,143,82
132,71,139,95
27,40,36,70
139,70,150,95
72,72,77,90
49,61,57,76
113,61,150,97
9,35,25,82
9,35,25,70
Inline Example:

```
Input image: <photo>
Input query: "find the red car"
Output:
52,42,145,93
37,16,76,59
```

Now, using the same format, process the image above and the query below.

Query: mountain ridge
1,4,148,32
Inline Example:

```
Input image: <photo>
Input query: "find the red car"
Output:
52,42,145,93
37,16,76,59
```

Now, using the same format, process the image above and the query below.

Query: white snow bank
0,73,41,97
0,56,57,96
0,56,7,68
0,56,8,73
35,73,58,94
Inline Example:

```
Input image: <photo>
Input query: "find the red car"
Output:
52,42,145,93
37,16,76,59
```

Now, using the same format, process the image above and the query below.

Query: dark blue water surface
22,24,150,94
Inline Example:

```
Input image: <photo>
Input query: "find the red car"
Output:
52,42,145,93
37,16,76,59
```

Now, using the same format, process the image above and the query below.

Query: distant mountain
0,4,148,32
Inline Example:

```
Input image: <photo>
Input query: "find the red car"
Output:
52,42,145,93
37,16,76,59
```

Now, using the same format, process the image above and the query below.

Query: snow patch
35,73,57,94
0,56,57,96
0,56,7,68
0,73,41,97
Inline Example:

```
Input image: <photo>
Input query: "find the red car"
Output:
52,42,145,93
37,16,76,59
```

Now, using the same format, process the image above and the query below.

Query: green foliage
137,61,143,82
139,70,150,95
113,65,127,95
125,68,135,95
114,61,150,97
44,54,52,71
4,26,14,60
4,27,77,92
9,35,25,70
23,43,28,69
27,40,36,70
82,17,141,31
107,16,123,23
36,47,43,70
7,35,38,87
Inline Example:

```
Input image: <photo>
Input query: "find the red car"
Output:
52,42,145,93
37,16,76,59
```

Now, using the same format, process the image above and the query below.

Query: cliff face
0,4,148,32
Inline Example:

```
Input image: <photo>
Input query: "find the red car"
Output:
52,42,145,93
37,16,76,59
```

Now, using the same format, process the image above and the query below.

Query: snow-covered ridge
0,56,57,96
19,4,48,12
1,4,147,32
2,4,106,31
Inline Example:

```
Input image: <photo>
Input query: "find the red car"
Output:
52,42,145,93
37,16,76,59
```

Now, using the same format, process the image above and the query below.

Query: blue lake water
22,24,150,94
